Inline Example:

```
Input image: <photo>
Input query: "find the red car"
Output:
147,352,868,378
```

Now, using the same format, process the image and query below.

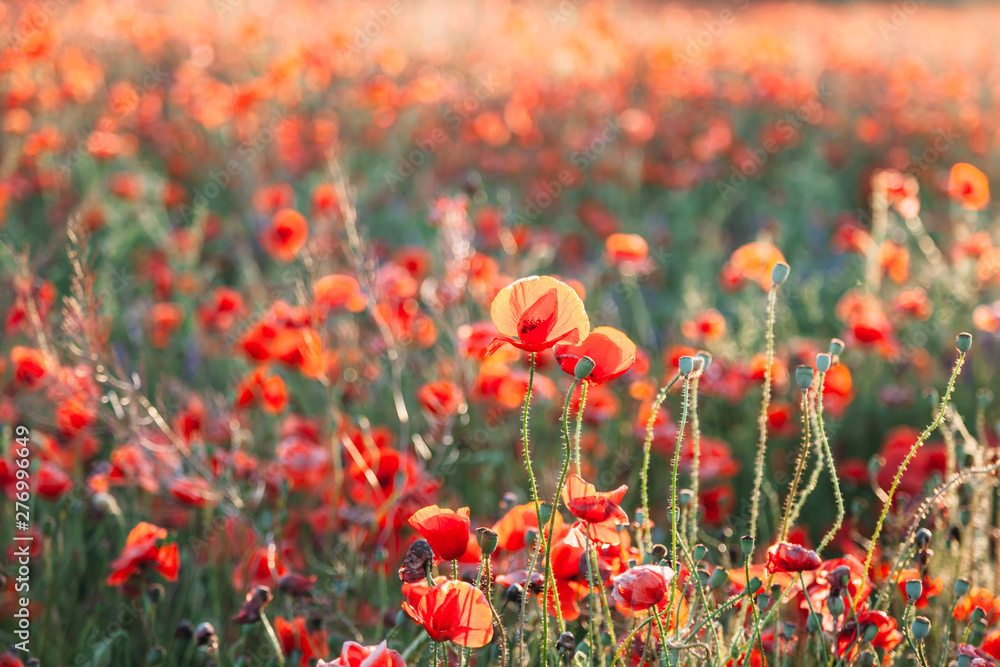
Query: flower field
3,1,1000,665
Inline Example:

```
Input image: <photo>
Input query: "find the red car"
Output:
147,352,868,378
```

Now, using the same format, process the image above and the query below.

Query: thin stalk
640,372,681,552
749,285,779,542
778,390,812,542
665,375,692,638
815,372,845,553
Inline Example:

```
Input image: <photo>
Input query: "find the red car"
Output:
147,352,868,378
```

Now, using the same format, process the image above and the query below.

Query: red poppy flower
486,276,590,356
274,616,329,666
416,381,464,420
408,505,472,561
148,302,184,348
314,274,366,312
554,327,636,383
612,564,675,613
493,502,562,552
954,587,1000,624
681,309,727,342
198,287,245,332
262,208,309,262
836,610,901,660
948,163,990,211
402,579,494,647
35,462,73,500
562,474,629,546
766,542,821,574
982,633,1000,660
318,641,406,667
107,522,179,588
604,233,649,270
10,346,50,389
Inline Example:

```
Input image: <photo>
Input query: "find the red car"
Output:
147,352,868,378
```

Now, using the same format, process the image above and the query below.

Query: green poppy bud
678,356,694,376
476,527,499,556
829,338,845,356
795,365,814,390
955,577,971,597
574,356,596,380
771,262,790,285
740,535,755,557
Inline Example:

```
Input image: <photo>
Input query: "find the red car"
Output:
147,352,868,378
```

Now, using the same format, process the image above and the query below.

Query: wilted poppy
106,522,179,588
318,641,406,667
402,579,494,647
562,474,629,546
765,542,821,574
612,564,675,612
554,326,636,383
262,208,309,262
486,276,590,356
948,163,990,210
408,505,471,561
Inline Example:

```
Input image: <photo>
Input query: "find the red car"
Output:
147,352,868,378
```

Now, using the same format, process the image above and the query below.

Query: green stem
687,373,702,547
640,373,681,552
260,611,286,667
749,285,778,542
574,381,589,476
863,351,966,576
778,389,811,542
815,372,845,553
665,375,692,638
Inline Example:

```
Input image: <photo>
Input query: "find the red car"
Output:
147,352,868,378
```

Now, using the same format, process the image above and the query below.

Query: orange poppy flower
106,522,179,587
148,302,184,348
318,641,405,667
262,208,309,262
313,274,366,312
486,276,590,357
562,474,629,546
554,326,636,383
493,502,561,552
408,505,472,561
721,242,786,291
416,380,464,419
605,233,649,268
274,615,329,666
402,579,494,647
954,587,1000,624
10,346,51,389
948,163,990,210
612,564,675,613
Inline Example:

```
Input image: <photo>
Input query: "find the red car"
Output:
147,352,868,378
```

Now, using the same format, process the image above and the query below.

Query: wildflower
948,163,990,210
765,542,821,574
554,326,637,383
897,569,943,608
402,580,494,647
318,641,406,667
262,208,309,262
313,274,366,312
836,610,902,660
408,506,472,561
486,276,590,356
612,564,675,613
274,616,329,666
107,522,179,588
562,474,629,546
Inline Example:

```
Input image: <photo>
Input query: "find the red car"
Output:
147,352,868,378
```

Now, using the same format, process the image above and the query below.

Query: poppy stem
862,350,966,577
640,372,681,554
687,372,702,547
815,372,845,554
517,352,543,666
585,532,607,667
259,610,286,667
778,388,812,542
749,284,779,543
541,379,581,666
573,381,589,476
665,374,692,637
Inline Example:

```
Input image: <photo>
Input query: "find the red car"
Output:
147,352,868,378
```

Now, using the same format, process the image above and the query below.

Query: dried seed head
399,539,435,583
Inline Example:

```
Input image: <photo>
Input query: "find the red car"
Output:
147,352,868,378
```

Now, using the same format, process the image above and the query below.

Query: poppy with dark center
486,276,590,356
835,610,902,661
318,641,406,667
948,162,990,211
765,541,822,574
401,579,494,647
612,564,675,613
554,326,637,383
261,208,309,262
408,505,472,561
562,474,629,546
106,521,180,588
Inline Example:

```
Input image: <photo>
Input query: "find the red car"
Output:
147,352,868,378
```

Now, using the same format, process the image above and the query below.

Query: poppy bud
971,619,987,645
148,584,164,605
858,652,876,667
829,338,845,356
957,332,972,353
696,351,713,373
476,527,499,556
816,353,832,373
862,623,879,643
147,647,165,665
827,593,845,617
911,616,930,640
955,577,971,597
678,356,694,376
556,632,575,656
537,503,553,526
574,356,596,380
175,620,194,641
807,612,821,632
905,579,922,603
679,489,694,506
771,583,783,599
693,544,708,562
740,535,754,557
232,585,273,624
756,592,770,609
972,607,987,623
748,577,762,594
697,568,711,586
709,567,729,589
771,262,790,285
915,528,932,547
795,365,814,390
399,539,435,583
651,544,668,562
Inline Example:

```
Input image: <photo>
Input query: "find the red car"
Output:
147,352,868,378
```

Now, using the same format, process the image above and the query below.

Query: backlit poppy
562,474,629,546
554,326,636,383
262,208,309,262
948,163,990,210
318,641,406,667
612,564,675,613
486,276,590,357
106,522,180,588
314,274,366,312
408,505,472,561
835,610,901,660
402,579,494,647
765,542,821,574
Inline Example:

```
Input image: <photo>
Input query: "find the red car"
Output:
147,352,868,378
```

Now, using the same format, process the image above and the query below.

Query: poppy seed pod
693,544,708,562
679,489,694,506
829,338,845,356
740,535,754,556
957,332,973,353
795,365,814,390
862,622,879,643
651,544,668,561
911,616,930,640
858,652,876,667
771,261,790,285
573,355,596,380
958,655,972,667
816,353,832,373
476,527,499,556
807,612,821,632
756,592,770,609
678,355,694,376
827,592,845,616
697,568,711,586
905,579,923,603
709,567,729,589
696,351,713,372
971,619,987,645
194,622,218,653
955,577,971,597
506,582,523,604
748,576,762,594
556,632,575,656
915,528,932,548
